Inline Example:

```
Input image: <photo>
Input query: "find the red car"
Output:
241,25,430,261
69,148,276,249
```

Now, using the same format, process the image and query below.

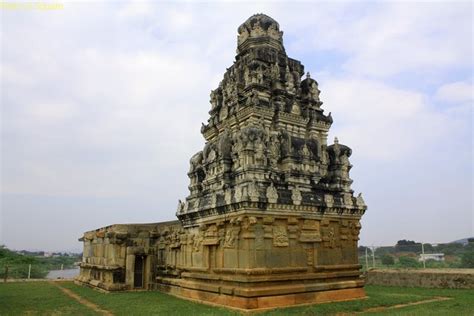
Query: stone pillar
125,253,135,289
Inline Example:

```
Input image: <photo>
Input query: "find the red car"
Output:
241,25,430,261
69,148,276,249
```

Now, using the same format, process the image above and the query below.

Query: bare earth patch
335,296,452,315
50,282,114,316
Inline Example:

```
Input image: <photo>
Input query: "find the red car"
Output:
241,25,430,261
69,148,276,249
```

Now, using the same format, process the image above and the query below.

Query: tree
375,246,396,256
460,251,474,268
433,243,464,255
396,240,417,246
395,240,422,253
0,246,48,278
381,254,395,266
0,245,7,258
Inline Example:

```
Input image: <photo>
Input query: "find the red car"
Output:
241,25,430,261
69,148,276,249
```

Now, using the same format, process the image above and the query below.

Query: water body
46,268,79,279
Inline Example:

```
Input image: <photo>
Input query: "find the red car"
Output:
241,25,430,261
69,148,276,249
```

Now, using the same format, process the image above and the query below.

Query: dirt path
335,296,452,315
50,282,114,316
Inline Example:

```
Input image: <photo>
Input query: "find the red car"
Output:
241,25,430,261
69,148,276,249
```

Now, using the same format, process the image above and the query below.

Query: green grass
262,286,474,315
0,281,97,315
1,282,473,315
365,287,474,316
59,282,237,316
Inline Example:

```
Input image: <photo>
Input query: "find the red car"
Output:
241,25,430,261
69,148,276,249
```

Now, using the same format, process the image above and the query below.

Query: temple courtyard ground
1,281,473,315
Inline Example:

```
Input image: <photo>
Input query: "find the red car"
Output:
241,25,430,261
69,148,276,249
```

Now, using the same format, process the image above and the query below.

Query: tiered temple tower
178,14,364,227
77,14,367,310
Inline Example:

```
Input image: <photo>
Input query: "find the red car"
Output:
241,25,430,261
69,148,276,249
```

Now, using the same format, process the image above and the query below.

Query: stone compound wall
366,269,474,289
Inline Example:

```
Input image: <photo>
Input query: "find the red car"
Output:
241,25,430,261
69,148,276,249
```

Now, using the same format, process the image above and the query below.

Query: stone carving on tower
178,14,364,226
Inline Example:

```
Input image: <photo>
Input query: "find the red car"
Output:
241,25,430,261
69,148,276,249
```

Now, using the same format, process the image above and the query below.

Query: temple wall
76,213,362,294
76,222,179,291
151,210,364,309
157,213,361,274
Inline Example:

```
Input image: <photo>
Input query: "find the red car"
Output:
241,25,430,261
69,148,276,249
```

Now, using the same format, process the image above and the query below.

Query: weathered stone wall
366,269,474,289
150,210,366,309
76,211,366,308
76,221,181,291
157,212,361,274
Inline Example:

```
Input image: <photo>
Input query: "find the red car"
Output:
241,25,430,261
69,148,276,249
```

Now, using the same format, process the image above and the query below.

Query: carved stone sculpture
266,184,279,203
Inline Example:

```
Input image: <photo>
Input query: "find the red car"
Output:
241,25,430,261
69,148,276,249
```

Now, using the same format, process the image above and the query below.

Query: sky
1,1,472,252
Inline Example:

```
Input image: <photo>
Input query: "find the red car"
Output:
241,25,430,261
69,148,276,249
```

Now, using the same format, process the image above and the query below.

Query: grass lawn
0,282,97,315
60,282,236,316
1,282,473,315
263,286,474,315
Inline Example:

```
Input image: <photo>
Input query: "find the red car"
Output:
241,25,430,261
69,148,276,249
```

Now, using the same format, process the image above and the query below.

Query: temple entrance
134,255,145,288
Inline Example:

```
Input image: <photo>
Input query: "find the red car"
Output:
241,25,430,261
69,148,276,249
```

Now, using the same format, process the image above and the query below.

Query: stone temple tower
178,14,365,225
173,13,367,306
77,14,367,310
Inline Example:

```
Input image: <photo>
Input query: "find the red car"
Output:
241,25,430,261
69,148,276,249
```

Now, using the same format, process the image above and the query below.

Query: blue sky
1,1,472,251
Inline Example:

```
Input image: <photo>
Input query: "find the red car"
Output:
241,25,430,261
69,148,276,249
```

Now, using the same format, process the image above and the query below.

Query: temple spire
237,13,284,54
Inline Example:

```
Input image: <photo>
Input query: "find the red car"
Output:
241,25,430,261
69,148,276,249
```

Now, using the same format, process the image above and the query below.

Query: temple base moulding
155,279,366,310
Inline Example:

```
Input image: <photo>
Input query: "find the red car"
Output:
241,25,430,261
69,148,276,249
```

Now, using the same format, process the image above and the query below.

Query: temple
76,14,367,310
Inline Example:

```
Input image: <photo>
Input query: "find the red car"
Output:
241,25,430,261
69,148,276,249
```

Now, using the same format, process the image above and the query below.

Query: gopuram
76,14,367,310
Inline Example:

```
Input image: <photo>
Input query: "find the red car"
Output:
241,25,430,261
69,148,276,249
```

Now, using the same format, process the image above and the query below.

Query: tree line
0,245,81,279
358,239,474,269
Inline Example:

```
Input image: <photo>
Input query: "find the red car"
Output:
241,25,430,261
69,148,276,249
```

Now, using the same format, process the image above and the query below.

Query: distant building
419,253,444,262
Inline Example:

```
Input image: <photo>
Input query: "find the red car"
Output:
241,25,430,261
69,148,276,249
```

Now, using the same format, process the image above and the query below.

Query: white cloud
341,3,472,77
322,78,451,160
1,7,217,197
24,102,77,121
279,2,473,79
2,2,471,190
435,81,473,105
117,0,154,19
1,47,213,197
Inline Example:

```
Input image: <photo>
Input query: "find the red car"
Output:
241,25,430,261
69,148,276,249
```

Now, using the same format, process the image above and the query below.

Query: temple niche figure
77,14,367,311
210,90,218,109
307,72,320,101
301,71,321,103
285,65,296,93
272,62,280,79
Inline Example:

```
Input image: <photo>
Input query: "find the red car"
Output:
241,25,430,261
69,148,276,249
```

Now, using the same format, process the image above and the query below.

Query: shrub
460,251,474,268
425,259,448,268
381,254,395,266
397,256,420,268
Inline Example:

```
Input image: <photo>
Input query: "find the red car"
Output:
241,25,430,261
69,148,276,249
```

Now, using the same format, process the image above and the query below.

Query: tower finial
334,137,339,144
306,72,311,79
